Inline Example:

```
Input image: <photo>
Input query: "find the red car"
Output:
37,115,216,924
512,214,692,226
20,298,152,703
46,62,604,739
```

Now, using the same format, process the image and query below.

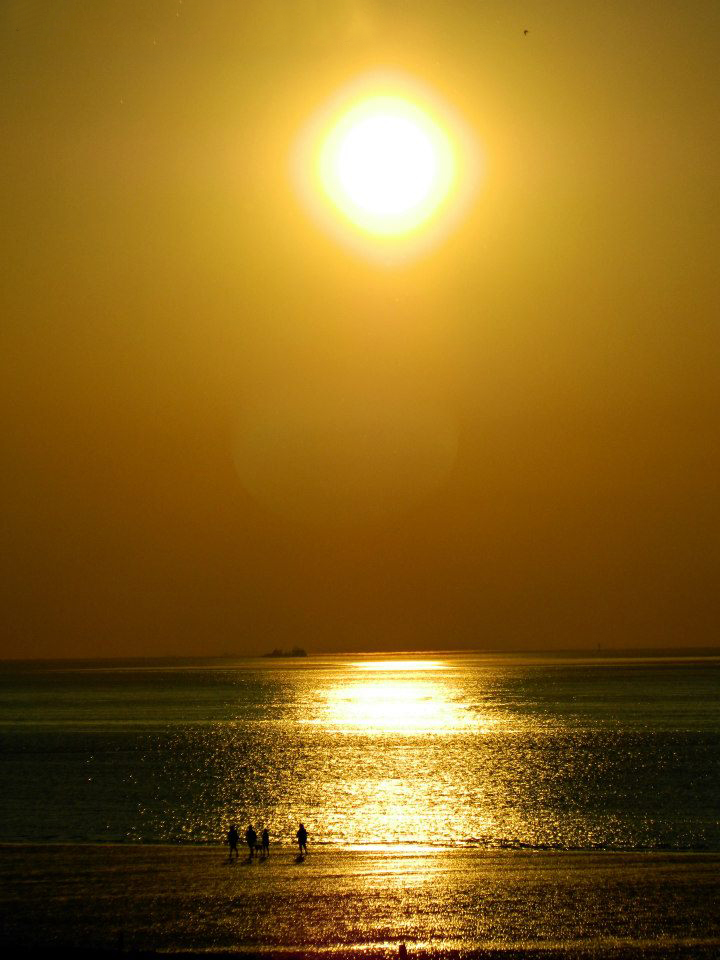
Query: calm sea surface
1,653,718,850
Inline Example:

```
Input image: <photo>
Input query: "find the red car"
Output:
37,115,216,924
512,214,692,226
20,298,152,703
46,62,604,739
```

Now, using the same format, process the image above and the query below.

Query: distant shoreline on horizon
1,646,719,664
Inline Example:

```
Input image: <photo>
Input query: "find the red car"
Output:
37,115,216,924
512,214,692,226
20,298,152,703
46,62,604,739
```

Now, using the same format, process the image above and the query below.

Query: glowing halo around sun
292,72,480,262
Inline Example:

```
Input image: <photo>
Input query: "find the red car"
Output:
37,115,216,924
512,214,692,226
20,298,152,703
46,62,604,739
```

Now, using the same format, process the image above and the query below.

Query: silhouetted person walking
297,822,308,855
261,827,270,856
227,823,239,860
246,824,257,859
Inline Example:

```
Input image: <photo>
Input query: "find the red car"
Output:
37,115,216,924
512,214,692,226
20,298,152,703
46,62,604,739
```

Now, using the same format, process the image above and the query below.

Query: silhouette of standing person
261,827,270,856
297,822,308,855
227,823,239,860
245,823,257,859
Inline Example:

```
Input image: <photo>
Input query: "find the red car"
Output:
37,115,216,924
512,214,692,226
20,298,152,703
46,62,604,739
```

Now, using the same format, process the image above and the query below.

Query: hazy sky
2,1,719,657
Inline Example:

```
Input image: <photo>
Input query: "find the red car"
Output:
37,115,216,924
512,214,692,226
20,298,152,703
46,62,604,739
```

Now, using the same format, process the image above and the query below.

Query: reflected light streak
352,659,448,672
324,678,481,734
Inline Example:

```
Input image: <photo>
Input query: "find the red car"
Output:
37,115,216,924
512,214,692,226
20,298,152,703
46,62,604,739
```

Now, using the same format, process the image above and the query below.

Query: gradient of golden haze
1,1,719,657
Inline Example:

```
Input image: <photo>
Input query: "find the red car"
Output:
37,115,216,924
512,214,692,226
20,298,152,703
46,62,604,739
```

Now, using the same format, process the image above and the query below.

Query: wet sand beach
2,845,719,957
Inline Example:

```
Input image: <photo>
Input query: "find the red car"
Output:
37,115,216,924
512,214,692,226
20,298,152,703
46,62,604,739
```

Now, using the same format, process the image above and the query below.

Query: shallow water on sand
1,845,719,956
1,653,718,851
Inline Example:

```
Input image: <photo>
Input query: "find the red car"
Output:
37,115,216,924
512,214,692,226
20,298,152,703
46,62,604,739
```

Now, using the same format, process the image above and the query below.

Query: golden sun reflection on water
352,659,447,672
322,659,488,734
311,659,498,842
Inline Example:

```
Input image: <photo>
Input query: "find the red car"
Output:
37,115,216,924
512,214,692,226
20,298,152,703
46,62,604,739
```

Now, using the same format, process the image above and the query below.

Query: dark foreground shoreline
2,846,719,959
7,948,720,960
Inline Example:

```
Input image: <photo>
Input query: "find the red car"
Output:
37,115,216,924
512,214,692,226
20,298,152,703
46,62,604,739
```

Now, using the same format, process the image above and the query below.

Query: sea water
1,653,718,850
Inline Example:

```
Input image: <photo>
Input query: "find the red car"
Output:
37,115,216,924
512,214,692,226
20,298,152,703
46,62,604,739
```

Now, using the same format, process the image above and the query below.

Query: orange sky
2,1,719,657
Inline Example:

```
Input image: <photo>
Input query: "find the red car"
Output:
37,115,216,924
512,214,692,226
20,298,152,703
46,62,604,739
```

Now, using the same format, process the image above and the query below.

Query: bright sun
293,72,479,261
318,96,454,235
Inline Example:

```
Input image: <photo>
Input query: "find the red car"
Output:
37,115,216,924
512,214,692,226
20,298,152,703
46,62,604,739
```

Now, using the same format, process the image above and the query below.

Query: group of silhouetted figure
227,822,308,861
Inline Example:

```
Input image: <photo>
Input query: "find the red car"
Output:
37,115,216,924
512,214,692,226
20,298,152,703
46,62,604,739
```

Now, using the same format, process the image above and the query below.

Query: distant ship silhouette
262,646,308,658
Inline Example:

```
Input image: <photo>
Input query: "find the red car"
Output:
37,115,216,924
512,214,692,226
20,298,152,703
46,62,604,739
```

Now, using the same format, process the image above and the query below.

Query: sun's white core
318,95,455,236
336,113,436,216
